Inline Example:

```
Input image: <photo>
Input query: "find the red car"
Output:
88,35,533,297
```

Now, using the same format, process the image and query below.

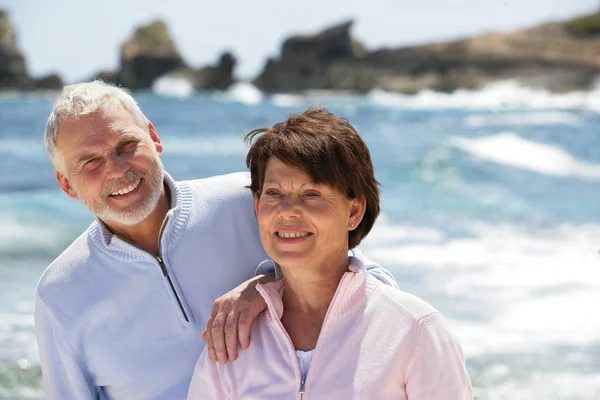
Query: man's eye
85,158,98,166
304,192,320,198
121,141,137,151
265,190,280,196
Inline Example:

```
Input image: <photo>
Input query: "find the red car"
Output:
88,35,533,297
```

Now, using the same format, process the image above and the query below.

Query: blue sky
1,0,598,82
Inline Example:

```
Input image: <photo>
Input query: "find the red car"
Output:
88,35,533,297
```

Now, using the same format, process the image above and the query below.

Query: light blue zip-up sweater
35,172,398,400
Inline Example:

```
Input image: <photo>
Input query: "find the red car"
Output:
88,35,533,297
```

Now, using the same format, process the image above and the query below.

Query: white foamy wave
450,132,600,179
162,136,247,157
475,372,600,400
0,215,66,254
270,93,304,107
217,82,263,105
368,80,600,112
152,75,195,98
464,111,582,128
362,220,600,355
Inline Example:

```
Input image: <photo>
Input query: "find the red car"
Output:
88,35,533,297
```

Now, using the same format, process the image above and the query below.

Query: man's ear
148,121,163,156
348,197,367,231
56,170,79,200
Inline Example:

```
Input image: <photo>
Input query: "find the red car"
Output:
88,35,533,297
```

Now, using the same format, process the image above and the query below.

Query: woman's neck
279,252,349,350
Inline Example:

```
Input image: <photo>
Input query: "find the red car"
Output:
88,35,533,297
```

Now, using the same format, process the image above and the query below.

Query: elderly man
34,80,397,399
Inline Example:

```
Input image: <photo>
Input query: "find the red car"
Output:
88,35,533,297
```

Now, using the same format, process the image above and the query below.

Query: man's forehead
57,115,142,159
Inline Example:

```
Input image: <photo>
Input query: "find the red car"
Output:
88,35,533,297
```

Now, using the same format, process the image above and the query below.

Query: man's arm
35,296,98,399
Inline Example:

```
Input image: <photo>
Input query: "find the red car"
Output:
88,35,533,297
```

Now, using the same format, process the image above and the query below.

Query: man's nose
106,152,129,177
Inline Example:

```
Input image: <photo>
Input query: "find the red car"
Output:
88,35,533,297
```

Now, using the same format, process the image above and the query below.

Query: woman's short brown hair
245,107,380,249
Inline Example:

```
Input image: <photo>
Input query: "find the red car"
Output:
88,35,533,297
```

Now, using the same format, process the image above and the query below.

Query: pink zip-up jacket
188,258,473,399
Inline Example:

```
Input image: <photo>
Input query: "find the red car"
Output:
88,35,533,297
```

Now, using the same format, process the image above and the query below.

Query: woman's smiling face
255,157,364,270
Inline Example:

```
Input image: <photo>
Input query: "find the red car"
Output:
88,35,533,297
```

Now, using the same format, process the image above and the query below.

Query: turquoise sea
1,79,599,399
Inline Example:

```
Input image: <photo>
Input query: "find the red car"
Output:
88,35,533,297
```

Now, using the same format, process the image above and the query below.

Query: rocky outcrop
254,21,364,92
0,10,29,88
254,14,600,93
0,10,63,90
92,20,235,91
193,52,236,90
115,19,186,89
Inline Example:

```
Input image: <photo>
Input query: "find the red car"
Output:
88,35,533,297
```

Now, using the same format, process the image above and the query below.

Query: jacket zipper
296,271,351,399
299,376,306,399
265,271,352,399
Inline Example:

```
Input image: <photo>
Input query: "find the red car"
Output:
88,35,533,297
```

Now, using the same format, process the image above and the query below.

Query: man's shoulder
367,276,439,322
183,172,253,204
186,172,250,191
36,225,96,301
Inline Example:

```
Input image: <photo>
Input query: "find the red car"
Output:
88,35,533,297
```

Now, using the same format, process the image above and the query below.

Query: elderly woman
188,108,472,399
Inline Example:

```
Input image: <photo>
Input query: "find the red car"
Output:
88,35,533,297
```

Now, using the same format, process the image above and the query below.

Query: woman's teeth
110,178,141,196
277,232,310,238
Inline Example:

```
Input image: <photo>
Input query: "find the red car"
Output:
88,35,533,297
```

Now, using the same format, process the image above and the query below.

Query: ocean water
1,79,599,399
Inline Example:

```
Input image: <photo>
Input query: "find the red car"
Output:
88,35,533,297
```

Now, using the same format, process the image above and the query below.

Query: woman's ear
348,197,367,230
254,191,261,215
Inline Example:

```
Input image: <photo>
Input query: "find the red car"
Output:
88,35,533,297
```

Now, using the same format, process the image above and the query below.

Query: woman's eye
304,192,320,198
264,190,280,196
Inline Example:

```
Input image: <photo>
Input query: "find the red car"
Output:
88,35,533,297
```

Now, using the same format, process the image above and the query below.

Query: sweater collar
256,256,370,321
88,171,193,261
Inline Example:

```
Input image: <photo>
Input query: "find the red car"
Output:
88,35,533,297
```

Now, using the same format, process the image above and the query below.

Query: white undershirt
295,349,315,380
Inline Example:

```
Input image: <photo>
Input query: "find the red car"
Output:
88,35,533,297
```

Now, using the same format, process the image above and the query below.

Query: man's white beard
75,157,165,227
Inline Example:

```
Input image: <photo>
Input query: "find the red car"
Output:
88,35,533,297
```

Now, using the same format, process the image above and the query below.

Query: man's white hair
44,80,149,174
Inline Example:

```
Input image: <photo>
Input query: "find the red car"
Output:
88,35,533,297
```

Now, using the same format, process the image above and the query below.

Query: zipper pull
299,377,306,397
156,256,168,277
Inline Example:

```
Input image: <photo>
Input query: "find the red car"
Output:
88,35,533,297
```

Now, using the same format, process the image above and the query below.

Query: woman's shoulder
365,275,440,322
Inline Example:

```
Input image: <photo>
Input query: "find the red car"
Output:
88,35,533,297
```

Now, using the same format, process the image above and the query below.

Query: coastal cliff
254,14,600,93
0,10,62,90
94,19,235,90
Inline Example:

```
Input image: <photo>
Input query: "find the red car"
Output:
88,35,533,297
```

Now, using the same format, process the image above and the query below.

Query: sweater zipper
126,214,189,323
156,215,189,322
156,254,189,322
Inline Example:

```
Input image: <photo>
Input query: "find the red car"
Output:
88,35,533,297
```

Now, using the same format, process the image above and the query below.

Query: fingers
210,311,228,364
204,316,218,363
237,309,252,350
224,311,240,361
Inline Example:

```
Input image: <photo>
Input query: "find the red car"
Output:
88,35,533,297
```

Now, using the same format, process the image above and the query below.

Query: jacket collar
256,256,370,321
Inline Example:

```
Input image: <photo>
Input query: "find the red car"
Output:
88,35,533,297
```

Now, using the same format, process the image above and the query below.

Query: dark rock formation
0,10,63,90
32,73,63,90
254,20,364,92
116,20,186,89
192,52,236,90
161,52,236,90
92,20,235,91
254,14,600,93
0,10,29,88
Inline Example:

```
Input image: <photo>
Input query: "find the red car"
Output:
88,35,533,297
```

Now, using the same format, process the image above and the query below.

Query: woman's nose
279,194,301,219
